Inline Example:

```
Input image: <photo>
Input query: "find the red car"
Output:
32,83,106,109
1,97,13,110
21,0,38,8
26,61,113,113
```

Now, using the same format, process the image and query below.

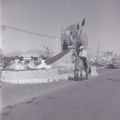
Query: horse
72,50,91,81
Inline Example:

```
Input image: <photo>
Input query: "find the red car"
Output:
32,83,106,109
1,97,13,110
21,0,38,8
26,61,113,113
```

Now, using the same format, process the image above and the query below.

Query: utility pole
0,0,3,69
0,0,2,49
61,28,64,51
96,42,100,66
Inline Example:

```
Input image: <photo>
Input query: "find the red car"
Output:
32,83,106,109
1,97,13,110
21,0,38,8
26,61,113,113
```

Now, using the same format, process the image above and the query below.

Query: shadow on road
107,78,120,84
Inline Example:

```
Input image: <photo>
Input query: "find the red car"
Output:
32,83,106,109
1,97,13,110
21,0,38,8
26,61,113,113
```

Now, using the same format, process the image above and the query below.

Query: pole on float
74,18,86,79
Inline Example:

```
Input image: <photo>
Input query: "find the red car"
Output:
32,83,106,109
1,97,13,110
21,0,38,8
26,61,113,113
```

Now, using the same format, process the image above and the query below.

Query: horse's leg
86,72,88,79
80,71,83,81
76,71,79,81
85,69,88,79
88,66,91,75
78,70,81,81
74,69,79,81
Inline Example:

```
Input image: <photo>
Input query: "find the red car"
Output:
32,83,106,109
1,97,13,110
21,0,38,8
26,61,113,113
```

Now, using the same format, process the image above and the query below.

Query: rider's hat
79,46,84,49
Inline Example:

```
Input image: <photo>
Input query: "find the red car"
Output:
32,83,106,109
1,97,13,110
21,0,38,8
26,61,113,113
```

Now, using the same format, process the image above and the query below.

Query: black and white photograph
0,0,120,120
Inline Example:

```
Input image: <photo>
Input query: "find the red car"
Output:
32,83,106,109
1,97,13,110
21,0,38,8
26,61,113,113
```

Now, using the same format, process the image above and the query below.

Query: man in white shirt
79,46,87,58
79,46,88,68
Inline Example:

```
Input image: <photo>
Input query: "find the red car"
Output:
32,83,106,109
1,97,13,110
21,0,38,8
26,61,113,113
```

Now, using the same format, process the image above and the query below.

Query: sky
1,0,120,55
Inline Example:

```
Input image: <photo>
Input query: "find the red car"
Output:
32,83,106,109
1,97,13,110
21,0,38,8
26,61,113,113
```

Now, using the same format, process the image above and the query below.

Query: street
1,69,120,120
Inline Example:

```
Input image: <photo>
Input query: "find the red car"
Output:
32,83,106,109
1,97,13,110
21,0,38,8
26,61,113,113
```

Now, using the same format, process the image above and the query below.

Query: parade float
1,49,75,83
0,19,97,84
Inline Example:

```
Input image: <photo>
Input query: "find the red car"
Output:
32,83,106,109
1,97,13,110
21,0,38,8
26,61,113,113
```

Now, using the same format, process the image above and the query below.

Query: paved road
1,69,120,120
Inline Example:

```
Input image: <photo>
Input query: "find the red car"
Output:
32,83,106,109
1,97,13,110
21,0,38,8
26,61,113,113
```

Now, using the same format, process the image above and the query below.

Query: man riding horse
73,43,89,80
66,19,90,80
79,46,88,69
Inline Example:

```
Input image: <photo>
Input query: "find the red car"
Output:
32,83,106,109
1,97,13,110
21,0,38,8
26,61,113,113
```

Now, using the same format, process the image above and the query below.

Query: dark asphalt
1,69,120,120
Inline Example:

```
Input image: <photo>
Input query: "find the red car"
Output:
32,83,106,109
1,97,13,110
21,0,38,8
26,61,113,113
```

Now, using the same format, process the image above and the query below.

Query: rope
0,25,61,39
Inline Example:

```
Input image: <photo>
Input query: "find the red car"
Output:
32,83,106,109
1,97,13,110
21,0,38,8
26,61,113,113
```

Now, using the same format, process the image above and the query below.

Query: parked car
107,60,119,69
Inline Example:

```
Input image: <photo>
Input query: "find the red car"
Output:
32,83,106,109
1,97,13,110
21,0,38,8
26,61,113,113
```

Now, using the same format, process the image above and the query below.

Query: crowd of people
7,56,51,70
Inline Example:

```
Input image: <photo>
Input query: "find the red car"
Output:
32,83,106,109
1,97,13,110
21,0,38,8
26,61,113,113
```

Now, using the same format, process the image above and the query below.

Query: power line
0,25,61,39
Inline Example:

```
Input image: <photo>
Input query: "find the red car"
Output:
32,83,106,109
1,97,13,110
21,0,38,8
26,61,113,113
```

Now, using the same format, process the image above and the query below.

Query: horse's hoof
74,77,78,81
80,78,83,82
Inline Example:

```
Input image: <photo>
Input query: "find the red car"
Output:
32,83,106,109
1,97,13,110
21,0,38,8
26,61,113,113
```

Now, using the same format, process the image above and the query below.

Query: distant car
107,62,119,69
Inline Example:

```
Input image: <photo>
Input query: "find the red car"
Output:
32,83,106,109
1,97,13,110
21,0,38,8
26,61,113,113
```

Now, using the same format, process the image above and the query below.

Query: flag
82,18,85,26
